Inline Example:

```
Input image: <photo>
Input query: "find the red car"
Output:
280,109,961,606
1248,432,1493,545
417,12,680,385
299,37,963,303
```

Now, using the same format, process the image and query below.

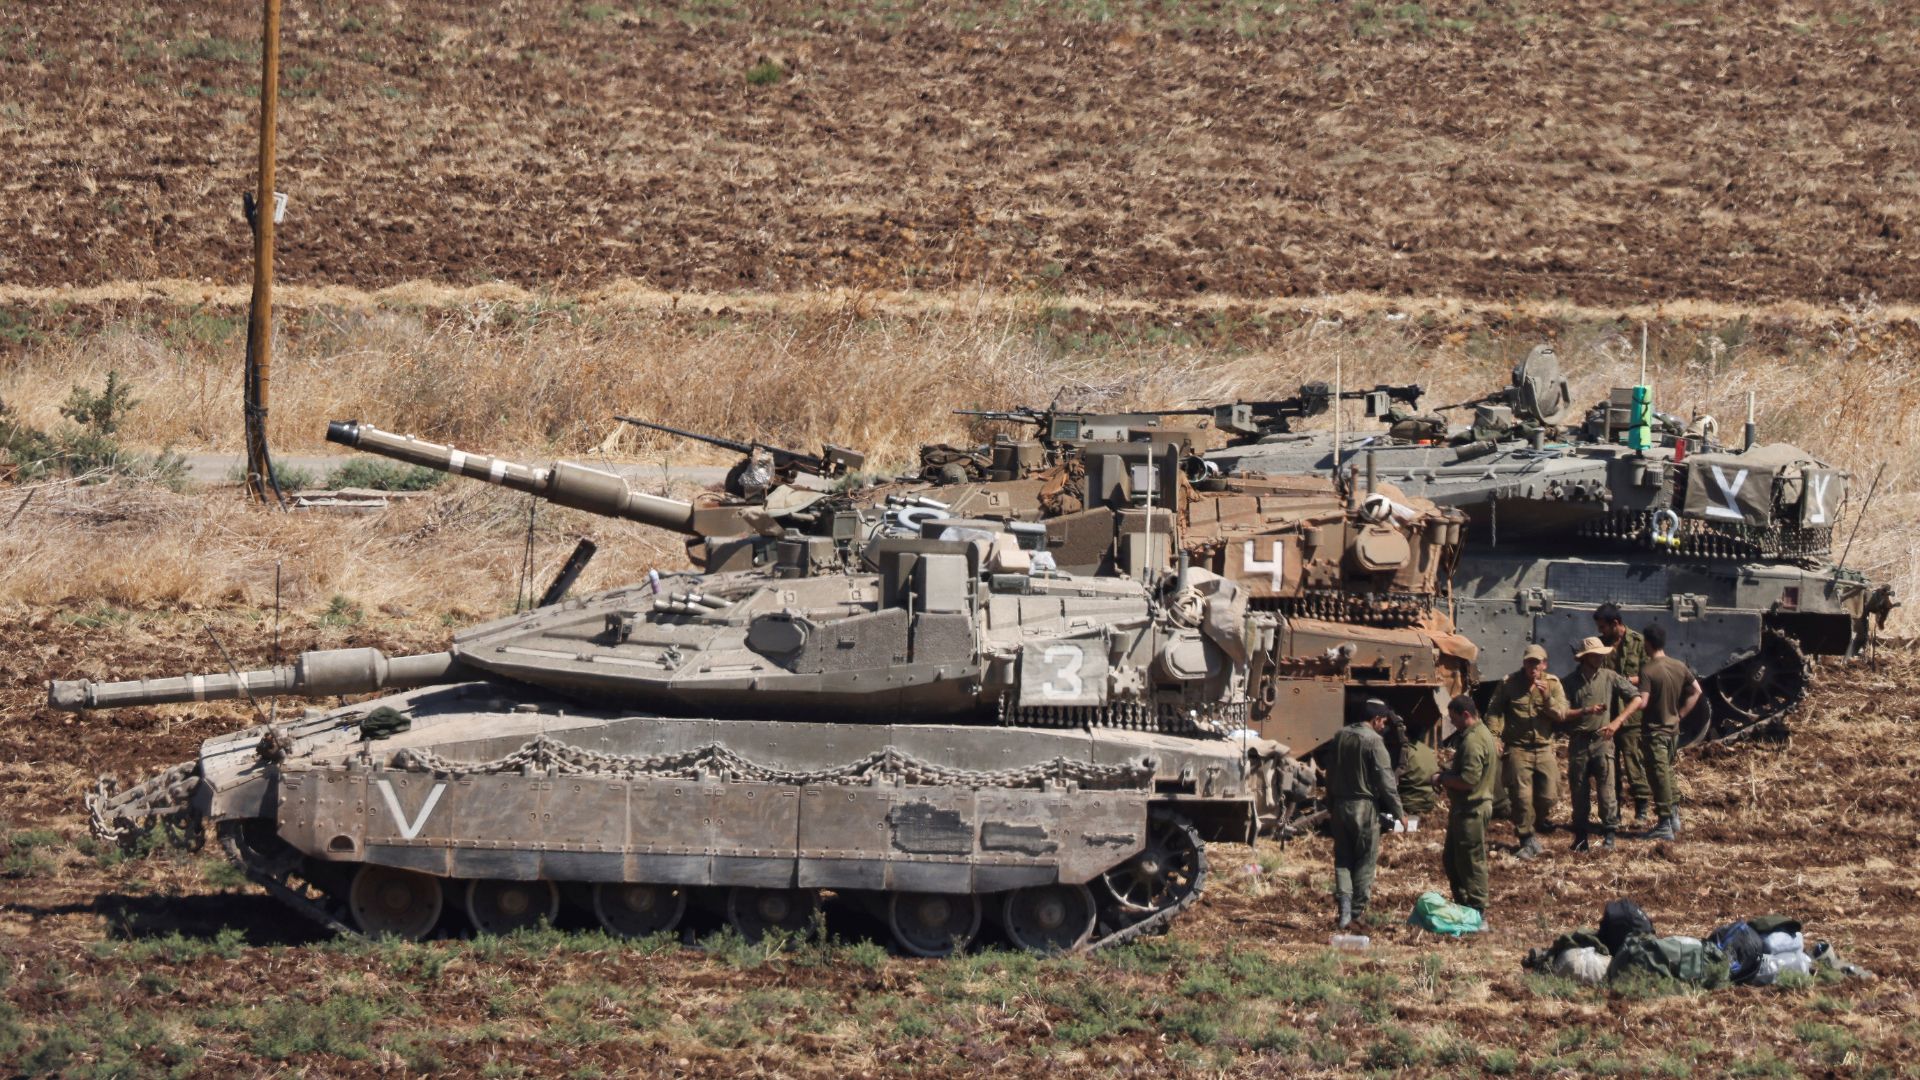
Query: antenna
1838,462,1887,572
1744,391,1757,452
1332,354,1343,489
1639,323,1648,386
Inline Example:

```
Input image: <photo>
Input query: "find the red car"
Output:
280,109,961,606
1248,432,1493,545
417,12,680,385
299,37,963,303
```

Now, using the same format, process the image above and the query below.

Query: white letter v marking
375,779,446,840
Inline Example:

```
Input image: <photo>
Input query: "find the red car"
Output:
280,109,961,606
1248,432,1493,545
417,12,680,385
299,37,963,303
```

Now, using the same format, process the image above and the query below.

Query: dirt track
3,1,1917,304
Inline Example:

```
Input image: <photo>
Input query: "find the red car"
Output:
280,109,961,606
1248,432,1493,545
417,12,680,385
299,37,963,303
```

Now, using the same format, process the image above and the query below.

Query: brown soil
2,1,1916,305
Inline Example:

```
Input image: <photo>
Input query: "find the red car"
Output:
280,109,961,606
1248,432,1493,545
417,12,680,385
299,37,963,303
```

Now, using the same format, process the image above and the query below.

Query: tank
331,420,1476,788
1204,347,1898,743
66,430,1316,955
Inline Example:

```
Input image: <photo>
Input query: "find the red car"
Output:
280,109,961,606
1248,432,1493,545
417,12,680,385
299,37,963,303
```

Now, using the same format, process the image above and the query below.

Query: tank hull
161,681,1275,952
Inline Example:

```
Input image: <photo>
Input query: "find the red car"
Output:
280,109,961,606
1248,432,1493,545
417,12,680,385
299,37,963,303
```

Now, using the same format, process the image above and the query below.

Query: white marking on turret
1807,473,1832,524
1707,466,1750,520
190,675,206,701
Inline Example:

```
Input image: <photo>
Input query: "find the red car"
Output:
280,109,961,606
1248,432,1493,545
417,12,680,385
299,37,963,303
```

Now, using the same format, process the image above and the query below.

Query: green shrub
326,459,445,491
746,60,785,86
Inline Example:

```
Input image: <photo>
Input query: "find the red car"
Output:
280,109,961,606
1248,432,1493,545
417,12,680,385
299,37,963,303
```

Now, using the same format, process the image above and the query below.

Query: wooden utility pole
243,0,283,502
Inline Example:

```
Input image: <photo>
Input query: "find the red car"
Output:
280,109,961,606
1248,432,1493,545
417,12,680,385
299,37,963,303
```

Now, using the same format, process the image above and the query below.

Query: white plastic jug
1331,934,1371,950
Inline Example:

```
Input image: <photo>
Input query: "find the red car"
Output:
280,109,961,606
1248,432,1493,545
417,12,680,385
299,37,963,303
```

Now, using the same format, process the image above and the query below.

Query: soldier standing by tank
1395,715,1439,833
1434,694,1497,914
1560,637,1646,852
1326,699,1404,929
1484,643,1568,861
1594,603,1652,827
1636,624,1702,841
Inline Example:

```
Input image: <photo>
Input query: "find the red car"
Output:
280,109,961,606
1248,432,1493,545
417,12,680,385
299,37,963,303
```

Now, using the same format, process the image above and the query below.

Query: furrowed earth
5,0,1920,1076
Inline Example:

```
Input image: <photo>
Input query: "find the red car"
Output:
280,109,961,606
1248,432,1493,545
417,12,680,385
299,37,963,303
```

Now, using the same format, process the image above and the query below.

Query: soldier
1594,603,1652,827
1326,699,1404,928
1435,694,1497,914
1637,623,1702,841
1560,636,1646,851
1395,715,1439,833
1484,643,1568,861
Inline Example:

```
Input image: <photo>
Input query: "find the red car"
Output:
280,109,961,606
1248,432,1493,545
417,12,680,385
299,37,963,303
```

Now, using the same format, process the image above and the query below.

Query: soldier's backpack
1606,935,1730,989
1598,899,1655,954
1707,921,1767,984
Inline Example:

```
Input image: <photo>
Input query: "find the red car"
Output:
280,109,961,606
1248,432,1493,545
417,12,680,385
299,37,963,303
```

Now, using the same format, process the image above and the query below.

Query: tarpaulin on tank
1683,444,1842,528
1682,453,1777,525
1018,636,1109,707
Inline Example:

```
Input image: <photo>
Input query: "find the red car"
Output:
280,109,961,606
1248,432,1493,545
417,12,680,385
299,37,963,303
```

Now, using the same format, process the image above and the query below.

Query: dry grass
0,474,687,621
3,295,1916,626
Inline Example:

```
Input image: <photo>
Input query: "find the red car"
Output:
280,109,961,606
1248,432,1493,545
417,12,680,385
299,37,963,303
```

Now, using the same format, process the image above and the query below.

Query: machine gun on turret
613,415,865,497
1210,382,1425,441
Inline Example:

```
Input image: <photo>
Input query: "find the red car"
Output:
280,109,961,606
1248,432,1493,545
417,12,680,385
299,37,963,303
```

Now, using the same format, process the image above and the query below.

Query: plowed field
3,1,1917,303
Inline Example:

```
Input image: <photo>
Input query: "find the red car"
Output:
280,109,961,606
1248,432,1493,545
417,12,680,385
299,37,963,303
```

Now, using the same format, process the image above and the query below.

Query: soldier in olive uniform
1560,636,1646,851
1436,694,1497,913
1395,716,1439,833
1594,603,1651,826
1637,623,1702,842
1484,643,1568,861
1326,699,1404,928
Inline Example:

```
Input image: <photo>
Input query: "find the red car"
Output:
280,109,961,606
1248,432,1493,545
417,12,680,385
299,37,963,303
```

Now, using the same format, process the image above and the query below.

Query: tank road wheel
725,887,819,943
348,865,443,940
465,879,560,936
1702,631,1808,743
592,882,688,939
1099,812,1207,921
887,892,983,958
1002,883,1097,954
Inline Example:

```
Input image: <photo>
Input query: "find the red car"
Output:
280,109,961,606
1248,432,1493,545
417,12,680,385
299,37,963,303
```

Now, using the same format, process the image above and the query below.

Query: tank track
218,820,361,938
1084,813,1208,953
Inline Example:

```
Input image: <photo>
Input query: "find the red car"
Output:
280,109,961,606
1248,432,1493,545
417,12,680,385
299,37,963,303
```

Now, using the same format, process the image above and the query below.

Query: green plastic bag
1408,891,1487,936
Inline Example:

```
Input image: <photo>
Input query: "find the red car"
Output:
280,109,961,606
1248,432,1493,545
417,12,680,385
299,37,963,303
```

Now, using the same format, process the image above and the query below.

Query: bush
2,375,188,489
325,459,445,491
745,60,785,86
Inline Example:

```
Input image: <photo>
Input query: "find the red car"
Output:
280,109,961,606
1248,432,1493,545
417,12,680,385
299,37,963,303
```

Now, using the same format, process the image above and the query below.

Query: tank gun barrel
48,648,462,711
326,421,700,534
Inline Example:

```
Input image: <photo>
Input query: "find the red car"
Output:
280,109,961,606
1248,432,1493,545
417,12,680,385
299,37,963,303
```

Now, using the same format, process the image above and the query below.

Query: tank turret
1202,348,1898,742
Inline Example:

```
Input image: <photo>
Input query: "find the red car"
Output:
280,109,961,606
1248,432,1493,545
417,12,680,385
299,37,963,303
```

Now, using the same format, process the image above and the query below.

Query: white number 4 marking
1242,539,1283,589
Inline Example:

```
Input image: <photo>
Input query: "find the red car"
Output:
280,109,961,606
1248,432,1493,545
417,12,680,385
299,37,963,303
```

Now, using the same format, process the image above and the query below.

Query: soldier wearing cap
1484,643,1568,861
1435,693,1497,913
1594,603,1652,827
1560,636,1646,851
1325,698,1404,928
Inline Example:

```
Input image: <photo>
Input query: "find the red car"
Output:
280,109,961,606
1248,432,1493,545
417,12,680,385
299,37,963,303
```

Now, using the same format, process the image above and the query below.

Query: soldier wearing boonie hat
1560,636,1646,851
1484,642,1568,860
